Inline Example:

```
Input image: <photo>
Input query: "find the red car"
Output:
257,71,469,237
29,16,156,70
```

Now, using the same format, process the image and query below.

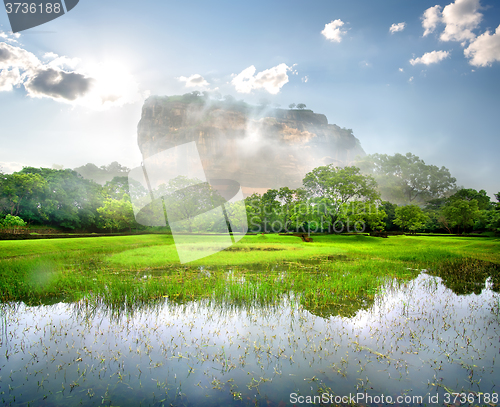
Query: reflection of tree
428,258,499,295
303,296,374,319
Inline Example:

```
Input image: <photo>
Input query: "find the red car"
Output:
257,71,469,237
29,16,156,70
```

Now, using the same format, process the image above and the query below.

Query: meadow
0,233,499,406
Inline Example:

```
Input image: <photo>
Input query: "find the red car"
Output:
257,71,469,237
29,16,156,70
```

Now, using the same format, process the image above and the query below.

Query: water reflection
0,272,499,406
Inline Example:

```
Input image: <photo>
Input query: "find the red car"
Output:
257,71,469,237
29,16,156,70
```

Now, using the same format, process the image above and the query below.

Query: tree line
1,153,499,235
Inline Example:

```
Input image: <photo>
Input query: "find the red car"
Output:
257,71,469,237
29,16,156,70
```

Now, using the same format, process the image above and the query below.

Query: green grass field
1,233,499,315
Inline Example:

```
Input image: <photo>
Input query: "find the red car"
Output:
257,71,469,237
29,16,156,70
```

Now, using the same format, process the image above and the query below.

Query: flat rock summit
137,94,365,194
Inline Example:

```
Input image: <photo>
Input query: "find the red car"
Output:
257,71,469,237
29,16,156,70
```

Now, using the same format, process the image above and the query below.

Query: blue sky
1,0,499,197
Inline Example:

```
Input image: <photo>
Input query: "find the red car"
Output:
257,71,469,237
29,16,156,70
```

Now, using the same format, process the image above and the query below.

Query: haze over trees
0,154,498,235
356,153,457,205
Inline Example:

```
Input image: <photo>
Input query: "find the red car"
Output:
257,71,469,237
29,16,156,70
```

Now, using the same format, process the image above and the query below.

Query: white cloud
410,50,451,65
464,24,500,66
178,74,209,88
44,52,80,70
0,67,22,91
0,161,24,174
440,0,482,42
321,19,347,43
0,31,20,44
399,67,404,72
0,42,145,109
302,75,308,83
422,5,443,37
390,22,406,34
231,63,292,95
408,76,414,82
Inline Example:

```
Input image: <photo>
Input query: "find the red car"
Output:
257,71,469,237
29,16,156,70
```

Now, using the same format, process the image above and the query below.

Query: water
0,272,499,406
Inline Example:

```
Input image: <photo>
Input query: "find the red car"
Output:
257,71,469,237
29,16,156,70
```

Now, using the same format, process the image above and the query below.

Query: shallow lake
1,272,499,406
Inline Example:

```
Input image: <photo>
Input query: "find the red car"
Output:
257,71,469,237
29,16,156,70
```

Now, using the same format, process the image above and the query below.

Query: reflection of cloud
410,50,450,65
231,63,292,94
390,22,406,34
178,74,209,88
321,19,347,43
0,40,145,109
464,25,500,66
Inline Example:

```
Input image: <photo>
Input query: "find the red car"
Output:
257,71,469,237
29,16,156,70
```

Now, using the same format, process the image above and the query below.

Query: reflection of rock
138,95,365,193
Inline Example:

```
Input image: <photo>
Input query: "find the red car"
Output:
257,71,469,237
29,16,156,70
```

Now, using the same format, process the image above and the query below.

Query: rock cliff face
137,95,365,193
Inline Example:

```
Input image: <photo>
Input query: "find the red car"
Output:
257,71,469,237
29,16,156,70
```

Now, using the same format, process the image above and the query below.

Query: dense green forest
1,153,499,235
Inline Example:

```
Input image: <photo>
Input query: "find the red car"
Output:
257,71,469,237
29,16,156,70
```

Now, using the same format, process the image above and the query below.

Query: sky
0,0,499,197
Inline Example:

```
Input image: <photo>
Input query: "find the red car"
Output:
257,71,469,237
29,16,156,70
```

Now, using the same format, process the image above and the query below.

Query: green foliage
97,195,137,232
18,167,106,230
379,201,398,231
450,188,491,210
443,198,480,234
296,103,307,109
394,205,428,233
356,153,457,204
302,165,379,233
0,172,47,216
0,214,27,233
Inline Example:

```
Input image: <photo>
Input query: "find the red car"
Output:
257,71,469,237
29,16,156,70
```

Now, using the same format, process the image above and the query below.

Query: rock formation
137,94,365,194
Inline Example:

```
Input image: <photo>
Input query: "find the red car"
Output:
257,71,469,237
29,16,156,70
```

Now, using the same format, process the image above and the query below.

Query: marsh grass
1,234,499,316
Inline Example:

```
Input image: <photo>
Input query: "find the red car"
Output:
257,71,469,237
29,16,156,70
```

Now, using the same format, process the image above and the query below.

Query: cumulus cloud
231,63,292,95
410,50,451,65
321,19,347,43
178,74,209,88
0,31,20,44
464,25,500,66
0,41,145,108
44,52,80,70
422,5,443,37
0,42,40,71
0,67,22,91
422,0,482,42
24,68,94,100
390,22,406,34
440,0,482,42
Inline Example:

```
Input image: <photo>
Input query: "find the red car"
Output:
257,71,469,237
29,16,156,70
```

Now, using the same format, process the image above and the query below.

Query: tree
302,165,379,233
17,167,105,230
159,176,225,233
97,196,136,232
449,188,491,210
0,172,47,216
296,103,306,109
0,214,27,234
356,153,457,204
288,103,296,109
394,205,428,233
442,199,480,234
